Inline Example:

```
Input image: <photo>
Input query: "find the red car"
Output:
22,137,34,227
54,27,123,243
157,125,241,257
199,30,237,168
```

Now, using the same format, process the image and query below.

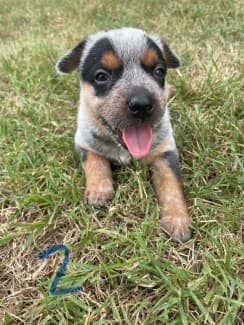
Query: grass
0,0,243,324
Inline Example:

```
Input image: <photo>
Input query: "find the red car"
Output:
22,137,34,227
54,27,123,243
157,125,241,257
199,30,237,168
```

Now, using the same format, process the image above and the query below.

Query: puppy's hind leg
78,148,114,208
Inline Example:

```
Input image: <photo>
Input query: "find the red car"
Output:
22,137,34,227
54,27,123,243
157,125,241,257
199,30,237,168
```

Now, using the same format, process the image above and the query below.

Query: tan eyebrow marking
101,51,121,70
142,48,159,67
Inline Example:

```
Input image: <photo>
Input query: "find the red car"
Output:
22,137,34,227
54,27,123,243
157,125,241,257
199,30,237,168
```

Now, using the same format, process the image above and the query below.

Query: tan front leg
151,151,192,242
83,151,114,207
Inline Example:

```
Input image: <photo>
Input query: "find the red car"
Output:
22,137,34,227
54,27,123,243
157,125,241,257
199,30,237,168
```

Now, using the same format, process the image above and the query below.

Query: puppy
56,27,192,242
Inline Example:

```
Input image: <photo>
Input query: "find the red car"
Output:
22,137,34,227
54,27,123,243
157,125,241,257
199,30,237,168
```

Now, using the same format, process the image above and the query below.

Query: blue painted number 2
39,244,83,295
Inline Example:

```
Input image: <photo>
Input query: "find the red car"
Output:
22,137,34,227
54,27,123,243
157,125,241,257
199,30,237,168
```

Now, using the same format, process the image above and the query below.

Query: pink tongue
122,125,152,158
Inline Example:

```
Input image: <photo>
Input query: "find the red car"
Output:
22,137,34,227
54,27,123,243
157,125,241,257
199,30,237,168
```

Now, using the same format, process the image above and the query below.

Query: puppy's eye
94,70,111,83
153,66,165,79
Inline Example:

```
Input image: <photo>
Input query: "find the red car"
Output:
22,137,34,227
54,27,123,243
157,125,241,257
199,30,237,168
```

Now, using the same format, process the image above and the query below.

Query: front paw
85,180,114,208
160,215,192,243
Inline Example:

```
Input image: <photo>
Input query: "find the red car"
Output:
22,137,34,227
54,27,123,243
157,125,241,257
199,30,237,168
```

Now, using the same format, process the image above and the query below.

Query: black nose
127,88,154,118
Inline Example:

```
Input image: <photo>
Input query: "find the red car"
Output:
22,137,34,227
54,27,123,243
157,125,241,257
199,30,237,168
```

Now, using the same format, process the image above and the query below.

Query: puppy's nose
127,88,154,118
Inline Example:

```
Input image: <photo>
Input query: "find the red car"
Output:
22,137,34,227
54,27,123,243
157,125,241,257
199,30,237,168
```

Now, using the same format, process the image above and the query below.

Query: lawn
0,0,243,324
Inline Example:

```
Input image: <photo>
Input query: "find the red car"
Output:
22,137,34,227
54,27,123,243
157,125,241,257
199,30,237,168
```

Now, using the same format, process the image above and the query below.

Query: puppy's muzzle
127,87,154,119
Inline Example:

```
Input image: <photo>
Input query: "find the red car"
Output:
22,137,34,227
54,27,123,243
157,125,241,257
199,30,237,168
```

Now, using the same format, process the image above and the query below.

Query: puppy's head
56,28,180,158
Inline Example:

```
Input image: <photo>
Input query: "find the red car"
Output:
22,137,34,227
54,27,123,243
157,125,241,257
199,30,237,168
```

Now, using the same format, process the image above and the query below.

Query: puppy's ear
56,40,86,74
161,38,181,69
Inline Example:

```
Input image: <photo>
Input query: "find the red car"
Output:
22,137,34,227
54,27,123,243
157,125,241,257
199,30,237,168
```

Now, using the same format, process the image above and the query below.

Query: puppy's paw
160,215,192,243
85,180,114,208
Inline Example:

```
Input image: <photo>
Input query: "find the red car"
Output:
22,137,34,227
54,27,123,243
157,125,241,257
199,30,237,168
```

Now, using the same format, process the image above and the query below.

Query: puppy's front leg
82,150,114,207
151,150,192,242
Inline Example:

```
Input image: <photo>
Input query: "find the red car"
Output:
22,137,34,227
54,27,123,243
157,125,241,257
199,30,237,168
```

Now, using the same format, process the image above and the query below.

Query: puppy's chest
76,126,131,164
91,132,131,163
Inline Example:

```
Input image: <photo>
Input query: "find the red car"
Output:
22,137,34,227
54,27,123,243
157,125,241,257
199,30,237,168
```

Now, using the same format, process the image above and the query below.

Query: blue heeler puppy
56,27,192,242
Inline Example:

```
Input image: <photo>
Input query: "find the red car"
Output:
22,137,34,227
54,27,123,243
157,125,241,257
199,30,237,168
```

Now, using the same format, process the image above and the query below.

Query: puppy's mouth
121,124,152,158
99,116,153,158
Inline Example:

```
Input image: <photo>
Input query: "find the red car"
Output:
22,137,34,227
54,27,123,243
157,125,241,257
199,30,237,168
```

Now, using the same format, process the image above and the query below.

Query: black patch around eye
153,66,166,78
141,37,167,88
81,38,123,97
95,70,110,83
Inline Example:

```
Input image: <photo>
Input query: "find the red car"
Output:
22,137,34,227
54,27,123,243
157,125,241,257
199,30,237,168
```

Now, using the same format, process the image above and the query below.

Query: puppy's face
57,28,180,158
